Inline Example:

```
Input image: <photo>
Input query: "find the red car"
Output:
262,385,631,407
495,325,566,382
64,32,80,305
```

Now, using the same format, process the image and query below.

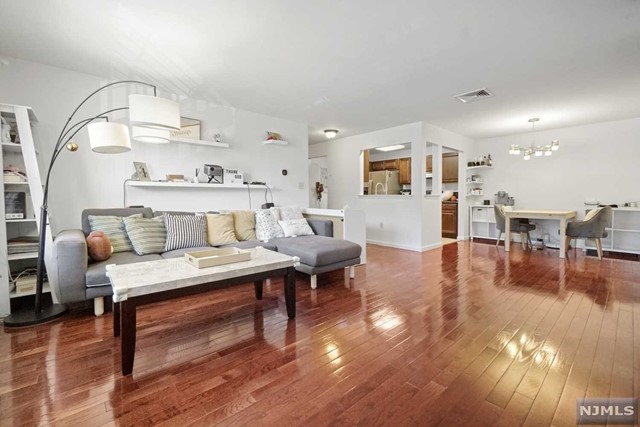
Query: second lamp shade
88,122,131,153
128,94,181,131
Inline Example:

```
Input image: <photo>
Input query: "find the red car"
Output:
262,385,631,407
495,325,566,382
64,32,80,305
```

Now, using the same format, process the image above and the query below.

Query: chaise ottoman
271,235,362,289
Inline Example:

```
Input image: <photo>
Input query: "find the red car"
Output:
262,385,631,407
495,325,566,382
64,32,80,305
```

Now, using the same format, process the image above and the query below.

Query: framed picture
133,161,151,181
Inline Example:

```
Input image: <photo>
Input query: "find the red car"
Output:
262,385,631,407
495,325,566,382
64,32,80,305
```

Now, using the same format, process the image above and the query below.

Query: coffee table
106,247,299,375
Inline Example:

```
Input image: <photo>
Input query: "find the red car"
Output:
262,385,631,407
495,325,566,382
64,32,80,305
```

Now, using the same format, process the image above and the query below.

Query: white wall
0,57,308,232
314,122,424,251
313,121,473,251
471,117,640,244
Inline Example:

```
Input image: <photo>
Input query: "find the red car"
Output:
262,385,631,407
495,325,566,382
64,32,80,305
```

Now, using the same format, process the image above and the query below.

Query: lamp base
3,304,68,328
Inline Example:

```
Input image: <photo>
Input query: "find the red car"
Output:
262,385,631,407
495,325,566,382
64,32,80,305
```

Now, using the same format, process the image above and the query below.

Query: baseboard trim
421,242,443,252
366,240,423,252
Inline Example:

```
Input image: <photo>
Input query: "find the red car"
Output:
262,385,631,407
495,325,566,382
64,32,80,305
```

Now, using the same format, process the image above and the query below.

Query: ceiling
1,0,639,143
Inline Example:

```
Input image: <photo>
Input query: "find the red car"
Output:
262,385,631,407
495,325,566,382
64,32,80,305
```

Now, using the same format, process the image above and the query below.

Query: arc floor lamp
4,80,180,327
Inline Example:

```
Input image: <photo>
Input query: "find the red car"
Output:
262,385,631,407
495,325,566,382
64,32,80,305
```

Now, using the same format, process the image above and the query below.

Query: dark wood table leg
120,299,137,375
254,280,263,300
113,301,120,337
284,267,296,319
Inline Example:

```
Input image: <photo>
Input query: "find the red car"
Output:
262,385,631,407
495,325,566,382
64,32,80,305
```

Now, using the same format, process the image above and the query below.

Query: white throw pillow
278,219,315,238
255,209,284,241
277,206,304,221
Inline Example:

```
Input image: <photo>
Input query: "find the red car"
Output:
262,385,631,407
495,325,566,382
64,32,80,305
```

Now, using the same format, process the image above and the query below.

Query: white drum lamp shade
88,122,132,153
131,126,170,143
128,94,181,131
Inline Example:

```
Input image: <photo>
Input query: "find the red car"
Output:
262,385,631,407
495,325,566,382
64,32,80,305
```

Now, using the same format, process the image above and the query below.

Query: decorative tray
184,247,251,268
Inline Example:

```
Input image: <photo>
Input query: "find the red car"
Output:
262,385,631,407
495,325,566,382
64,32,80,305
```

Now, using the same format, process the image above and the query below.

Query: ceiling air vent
453,88,494,103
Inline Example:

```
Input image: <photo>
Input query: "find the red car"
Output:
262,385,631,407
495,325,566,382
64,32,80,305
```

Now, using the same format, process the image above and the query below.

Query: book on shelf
7,236,39,254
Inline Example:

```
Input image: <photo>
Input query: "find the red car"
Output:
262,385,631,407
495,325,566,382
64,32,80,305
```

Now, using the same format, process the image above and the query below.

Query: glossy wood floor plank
1,242,639,426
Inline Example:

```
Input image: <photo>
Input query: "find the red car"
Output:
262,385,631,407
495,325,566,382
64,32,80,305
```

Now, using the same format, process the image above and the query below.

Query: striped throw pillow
88,214,142,253
123,215,167,255
164,213,208,251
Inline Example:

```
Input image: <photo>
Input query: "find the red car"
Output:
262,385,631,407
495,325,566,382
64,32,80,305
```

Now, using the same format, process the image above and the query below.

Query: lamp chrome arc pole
3,81,165,327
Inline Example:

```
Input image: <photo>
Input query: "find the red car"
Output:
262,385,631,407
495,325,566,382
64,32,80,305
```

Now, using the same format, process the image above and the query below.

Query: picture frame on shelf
133,161,151,181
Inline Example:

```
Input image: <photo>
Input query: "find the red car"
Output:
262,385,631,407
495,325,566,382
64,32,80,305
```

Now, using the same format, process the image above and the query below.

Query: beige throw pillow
584,208,600,221
232,210,256,241
206,214,238,246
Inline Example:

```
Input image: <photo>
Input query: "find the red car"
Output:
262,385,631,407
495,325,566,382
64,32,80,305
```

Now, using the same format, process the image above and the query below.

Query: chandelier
508,118,559,160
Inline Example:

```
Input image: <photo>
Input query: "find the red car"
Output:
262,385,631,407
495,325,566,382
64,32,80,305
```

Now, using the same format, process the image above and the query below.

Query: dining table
504,209,577,258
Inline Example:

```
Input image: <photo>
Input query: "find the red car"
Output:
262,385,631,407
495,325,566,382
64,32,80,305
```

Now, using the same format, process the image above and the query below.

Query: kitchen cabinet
383,159,398,170
363,150,369,182
442,202,458,238
369,161,383,172
398,157,411,185
369,160,399,172
442,153,458,183
426,155,433,173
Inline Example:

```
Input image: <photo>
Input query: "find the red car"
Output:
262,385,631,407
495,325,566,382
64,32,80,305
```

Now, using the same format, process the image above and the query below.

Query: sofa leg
348,265,356,279
94,297,105,317
310,275,317,290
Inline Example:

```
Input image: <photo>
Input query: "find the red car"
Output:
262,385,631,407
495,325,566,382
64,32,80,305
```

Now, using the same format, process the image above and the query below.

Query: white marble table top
106,247,299,302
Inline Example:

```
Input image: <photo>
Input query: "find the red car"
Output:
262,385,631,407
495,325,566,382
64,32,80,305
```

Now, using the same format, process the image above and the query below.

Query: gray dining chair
565,206,612,260
494,205,537,250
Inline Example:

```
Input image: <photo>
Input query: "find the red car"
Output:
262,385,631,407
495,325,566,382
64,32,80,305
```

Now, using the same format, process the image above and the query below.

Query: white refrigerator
368,170,401,195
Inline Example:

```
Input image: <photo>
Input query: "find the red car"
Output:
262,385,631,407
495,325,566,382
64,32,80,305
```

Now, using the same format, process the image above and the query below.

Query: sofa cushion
206,213,238,246
86,251,163,287
164,213,208,251
271,235,361,267
161,246,212,259
82,207,153,236
88,214,141,253
255,209,284,241
275,206,304,221
217,240,277,251
232,210,256,241
123,215,167,255
278,219,314,237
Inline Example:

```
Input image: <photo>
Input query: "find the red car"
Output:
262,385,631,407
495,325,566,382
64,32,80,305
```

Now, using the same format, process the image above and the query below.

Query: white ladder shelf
0,103,50,317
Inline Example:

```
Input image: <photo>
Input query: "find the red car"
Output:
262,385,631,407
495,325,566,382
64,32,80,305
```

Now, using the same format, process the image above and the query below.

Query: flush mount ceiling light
509,118,560,160
376,144,405,152
324,129,339,139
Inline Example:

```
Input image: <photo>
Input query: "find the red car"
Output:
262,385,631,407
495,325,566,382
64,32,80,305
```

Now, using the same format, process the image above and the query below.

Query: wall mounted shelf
127,181,269,190
170,137,229,149
466,165,492,170
465,181,484,185
262,140,289,146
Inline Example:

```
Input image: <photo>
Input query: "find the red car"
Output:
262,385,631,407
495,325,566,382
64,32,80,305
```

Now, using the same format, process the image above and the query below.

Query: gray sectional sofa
49,207,362,315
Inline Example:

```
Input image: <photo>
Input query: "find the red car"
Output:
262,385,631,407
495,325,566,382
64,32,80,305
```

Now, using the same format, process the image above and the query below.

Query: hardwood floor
1,242,639,426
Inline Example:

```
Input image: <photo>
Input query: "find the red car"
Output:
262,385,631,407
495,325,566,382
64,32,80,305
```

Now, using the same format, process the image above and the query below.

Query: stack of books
7,236,39,254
